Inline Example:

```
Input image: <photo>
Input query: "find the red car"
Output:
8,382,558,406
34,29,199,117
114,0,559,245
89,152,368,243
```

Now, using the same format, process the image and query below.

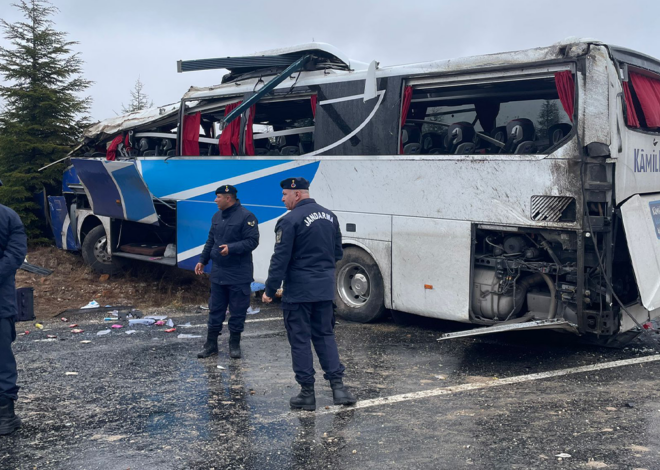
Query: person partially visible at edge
0,178,28,436
195,185,259,360
262,177,356,411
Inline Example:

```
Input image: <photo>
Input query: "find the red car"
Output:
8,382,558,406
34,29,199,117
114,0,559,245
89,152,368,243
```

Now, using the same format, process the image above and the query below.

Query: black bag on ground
15,287,35,322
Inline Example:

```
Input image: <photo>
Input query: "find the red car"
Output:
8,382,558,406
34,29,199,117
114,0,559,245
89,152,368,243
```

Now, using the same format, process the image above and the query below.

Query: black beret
215,184,237,195
280,177,309,190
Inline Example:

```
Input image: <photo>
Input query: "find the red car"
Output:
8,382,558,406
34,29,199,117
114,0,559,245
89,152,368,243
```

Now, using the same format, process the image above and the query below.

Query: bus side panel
391,216,471,322
335,211,393,310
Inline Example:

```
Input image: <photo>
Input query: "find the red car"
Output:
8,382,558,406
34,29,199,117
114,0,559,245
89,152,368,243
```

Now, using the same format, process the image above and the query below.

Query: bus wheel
81,225,124,276
335,246,386,323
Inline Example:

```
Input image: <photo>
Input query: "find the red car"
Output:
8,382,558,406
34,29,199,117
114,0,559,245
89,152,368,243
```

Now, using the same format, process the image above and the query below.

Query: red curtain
123,134,132,153
623,81,641,128
245,105,256,156
182,112,201,156
399,86,413,154
106,135,123,161
629,71,660,128
311,95,317,118
219,102,241,156
554,71,575,122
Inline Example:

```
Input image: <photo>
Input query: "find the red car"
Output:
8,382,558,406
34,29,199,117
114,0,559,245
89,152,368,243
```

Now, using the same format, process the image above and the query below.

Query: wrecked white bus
47,39,660,344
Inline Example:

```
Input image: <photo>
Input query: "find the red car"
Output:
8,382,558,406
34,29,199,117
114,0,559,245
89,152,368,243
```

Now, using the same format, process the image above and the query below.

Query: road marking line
297,354,660,417
179,317,283,328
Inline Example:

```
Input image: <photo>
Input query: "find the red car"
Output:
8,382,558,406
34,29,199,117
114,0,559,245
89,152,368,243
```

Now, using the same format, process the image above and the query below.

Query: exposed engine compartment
470,222,638,335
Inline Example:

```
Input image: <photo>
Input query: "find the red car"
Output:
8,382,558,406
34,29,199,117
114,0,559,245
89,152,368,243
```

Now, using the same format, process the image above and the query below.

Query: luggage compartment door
71,158,158,225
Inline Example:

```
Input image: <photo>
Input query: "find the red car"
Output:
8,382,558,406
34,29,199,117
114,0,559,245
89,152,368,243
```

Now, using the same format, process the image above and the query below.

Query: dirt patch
17,247,211,319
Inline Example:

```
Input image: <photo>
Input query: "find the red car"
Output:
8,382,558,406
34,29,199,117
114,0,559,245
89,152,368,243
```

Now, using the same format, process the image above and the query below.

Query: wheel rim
337,262,371,308
93,236,112,264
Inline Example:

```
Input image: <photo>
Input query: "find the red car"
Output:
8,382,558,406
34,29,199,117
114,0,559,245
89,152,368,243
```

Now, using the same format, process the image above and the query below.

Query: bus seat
403,143,421,154
207,144,218,156
299,141,314,154
254,148,269,156
502,118,536,154
160,139,173,155
143,150,156,156
548,123,572,145
280,146,300,156
421,132,445,154
447,122,476,154
402,124,421,147
489,126,507,153
280,135,300,156
267,149,281,156
138,138,154,156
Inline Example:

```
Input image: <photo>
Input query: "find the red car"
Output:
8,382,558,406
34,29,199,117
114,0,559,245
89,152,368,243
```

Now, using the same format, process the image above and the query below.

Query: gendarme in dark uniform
0,178,28,436
195,185,259,359
263,177,356,411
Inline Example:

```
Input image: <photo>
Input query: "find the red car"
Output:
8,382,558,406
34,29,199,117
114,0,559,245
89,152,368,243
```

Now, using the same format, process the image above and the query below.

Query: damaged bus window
622,68,660,132
250,98,316,156
401,75,575,155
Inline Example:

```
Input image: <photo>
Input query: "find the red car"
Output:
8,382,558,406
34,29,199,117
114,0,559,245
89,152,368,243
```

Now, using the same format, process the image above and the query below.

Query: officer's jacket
199,201,259,285
0,204,27,319
265,198,343,303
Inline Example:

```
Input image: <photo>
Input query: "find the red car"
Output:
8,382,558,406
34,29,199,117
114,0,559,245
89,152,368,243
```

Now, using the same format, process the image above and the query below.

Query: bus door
620,193,660,312
70,158,159,225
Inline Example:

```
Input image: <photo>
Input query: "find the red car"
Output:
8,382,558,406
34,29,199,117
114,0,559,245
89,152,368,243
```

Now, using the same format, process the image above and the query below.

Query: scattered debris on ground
16,246,211,319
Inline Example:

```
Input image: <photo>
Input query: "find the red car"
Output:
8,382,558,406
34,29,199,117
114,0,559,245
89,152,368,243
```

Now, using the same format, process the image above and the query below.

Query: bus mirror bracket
586,142,610,158
364,60,378,102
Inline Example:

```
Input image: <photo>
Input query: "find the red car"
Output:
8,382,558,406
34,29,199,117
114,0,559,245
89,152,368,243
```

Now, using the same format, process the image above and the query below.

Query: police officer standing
195,185,259,359
0,178,28,435
262,177,356,411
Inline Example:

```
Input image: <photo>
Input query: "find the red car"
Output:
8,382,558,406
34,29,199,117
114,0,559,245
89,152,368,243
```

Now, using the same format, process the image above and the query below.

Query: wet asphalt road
2,304,660,470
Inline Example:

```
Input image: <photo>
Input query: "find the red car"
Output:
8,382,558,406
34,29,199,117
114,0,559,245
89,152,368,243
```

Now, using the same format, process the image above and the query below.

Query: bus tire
335,246,386,323
81,225,124,276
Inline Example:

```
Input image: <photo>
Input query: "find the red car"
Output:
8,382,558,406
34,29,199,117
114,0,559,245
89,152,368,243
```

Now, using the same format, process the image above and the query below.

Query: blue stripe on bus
111,165,158,223
140,159,291,198
174,160,321,271
189,161,321,203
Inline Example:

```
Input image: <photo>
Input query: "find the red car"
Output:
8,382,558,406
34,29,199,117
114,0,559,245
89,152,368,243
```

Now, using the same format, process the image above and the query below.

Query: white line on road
302,354,660,417
179,317,283,328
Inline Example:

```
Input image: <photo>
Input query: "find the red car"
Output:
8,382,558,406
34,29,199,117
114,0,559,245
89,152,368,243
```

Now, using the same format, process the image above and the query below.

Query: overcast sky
1,0,658,122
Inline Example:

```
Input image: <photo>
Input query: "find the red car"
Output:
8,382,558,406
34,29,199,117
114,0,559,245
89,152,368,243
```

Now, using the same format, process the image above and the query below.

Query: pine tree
121,77,153,114
536,100,560,139
0,0,91,241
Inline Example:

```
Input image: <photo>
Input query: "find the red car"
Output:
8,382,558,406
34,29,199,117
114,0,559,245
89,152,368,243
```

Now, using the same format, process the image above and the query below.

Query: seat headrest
138,138,151,151
505,118,535,144
421,132,445,153
547,123,572,145
402,124,421,144
448,122,476,146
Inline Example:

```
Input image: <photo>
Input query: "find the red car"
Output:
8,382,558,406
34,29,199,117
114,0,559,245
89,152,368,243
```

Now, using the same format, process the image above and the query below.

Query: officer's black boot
197,330,220,358
229,332,241,359
330,379,357,406
290,384,316,411
0,396,21,436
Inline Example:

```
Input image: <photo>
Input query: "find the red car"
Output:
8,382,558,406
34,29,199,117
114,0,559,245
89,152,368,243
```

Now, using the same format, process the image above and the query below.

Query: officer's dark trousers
0,317,19,401
208,282,251,334
283,301,345,385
